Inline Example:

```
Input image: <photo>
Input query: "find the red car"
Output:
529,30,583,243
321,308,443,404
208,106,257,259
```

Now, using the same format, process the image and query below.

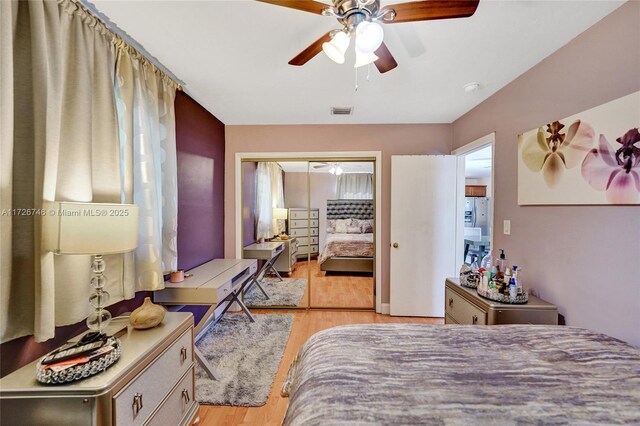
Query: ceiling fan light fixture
355,21,384,54
322,31,350,64
354,50,379,68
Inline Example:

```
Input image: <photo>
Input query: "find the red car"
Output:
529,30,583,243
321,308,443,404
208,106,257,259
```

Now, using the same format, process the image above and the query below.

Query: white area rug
243,277,306,307
195,313,294,406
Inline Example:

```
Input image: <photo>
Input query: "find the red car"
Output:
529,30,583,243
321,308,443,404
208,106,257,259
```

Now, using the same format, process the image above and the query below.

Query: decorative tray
459,272,480,289
476,287,528,304
36,337,121,384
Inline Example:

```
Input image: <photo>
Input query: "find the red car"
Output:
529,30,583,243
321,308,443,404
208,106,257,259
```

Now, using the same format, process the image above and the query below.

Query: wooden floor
289,259,374,308
197,310,443,426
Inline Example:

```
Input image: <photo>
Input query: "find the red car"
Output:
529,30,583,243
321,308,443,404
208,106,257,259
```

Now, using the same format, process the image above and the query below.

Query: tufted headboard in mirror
326,199,374,220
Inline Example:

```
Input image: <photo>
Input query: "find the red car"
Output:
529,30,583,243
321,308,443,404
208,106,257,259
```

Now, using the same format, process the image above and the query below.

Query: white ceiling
90,0,623,125
279,161,374,173
465,145,492,179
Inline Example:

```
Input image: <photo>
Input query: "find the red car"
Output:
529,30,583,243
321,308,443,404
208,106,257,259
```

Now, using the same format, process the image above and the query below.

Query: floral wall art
518,91,640,205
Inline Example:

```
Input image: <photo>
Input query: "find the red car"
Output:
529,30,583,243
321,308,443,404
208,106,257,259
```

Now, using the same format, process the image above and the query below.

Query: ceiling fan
257,0,480,73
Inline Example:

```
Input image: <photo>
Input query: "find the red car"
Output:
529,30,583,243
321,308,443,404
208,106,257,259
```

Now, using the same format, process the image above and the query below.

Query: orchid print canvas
518,91,640,205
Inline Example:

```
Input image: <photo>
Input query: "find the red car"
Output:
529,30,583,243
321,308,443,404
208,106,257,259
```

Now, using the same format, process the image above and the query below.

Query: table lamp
44,201,139,336
273,208,288,236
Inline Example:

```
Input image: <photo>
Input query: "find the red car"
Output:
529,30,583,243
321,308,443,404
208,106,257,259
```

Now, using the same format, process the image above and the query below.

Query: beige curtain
1,0,125,342
114,42,178,292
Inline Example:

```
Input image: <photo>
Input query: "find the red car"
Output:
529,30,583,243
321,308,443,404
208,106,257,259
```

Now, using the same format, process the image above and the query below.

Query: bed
319,199,374,273
281,324,640,425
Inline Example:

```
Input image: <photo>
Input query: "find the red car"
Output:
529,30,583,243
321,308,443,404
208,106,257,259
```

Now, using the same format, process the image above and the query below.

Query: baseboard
380,303,390,315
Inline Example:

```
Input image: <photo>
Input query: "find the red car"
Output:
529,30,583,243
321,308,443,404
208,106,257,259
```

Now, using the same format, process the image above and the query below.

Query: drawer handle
182,389,191,404
180,347,188,363
448,298,453,307
472,315,478,324
132,393,143,415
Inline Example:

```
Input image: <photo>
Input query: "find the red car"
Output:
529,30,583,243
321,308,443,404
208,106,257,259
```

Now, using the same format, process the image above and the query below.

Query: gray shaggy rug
195,313,294,406
243,277,306,307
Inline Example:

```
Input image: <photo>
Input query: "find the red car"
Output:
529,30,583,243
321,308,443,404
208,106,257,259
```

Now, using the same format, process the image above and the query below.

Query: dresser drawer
146,367,196,426
290,228,319,237
290,219,318,228
113,329,193,425
290,210,318,220
216,280,233,304
296,236,318,246
445,288,486,325
297,244,319,255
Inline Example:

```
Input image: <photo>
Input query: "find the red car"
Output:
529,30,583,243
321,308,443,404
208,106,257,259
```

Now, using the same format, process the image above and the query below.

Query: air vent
331,106,353,116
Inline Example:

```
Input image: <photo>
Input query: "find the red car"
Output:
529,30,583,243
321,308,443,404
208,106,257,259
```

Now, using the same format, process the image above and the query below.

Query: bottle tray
476,287,528,304
36,337,121,384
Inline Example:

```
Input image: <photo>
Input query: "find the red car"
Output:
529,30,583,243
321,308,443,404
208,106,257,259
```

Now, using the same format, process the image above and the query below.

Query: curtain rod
79,0,185,91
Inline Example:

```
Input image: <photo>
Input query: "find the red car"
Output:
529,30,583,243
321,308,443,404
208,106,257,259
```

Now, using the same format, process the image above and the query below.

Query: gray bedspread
318,233,374,265
282,324,640,425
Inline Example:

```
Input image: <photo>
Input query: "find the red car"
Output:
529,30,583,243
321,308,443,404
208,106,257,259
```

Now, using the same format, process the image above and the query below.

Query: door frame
452,133,496,271
234,151,383,312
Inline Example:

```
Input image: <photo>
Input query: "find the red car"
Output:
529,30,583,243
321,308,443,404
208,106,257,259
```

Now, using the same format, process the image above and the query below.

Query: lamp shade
322,31,350,64
273,208,288,220
44,202,139,254
354,50,379,68
355,21,383,54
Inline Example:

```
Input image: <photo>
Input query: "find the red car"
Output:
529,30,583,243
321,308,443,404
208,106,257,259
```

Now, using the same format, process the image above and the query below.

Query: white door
390,155,458,317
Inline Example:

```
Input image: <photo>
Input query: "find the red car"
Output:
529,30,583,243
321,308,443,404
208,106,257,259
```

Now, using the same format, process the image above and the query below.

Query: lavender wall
285,171,338,251
225,124,452,303
176,91,225,270
452,2,640,346
242,162,257,247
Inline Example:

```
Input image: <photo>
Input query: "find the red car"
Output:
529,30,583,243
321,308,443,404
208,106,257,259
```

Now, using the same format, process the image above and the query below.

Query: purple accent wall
242,162,257,246
176,91,225,270
451,2,640,346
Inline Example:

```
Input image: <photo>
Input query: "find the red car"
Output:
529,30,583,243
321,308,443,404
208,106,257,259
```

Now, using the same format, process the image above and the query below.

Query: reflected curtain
336,174,374,199
114,41,178,292
255,162,284,240
1,0,123,342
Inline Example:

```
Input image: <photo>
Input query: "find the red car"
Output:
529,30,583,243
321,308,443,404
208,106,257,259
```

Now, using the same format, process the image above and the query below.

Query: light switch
503,220,511,235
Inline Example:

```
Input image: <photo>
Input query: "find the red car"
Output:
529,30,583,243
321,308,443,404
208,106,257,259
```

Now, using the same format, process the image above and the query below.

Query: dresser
445,278,558,325
0,312,199,426
288,207,319,258
272,236,299,274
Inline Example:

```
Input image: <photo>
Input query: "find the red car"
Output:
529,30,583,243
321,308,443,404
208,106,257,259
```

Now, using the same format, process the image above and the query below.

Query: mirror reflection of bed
241,159,375,309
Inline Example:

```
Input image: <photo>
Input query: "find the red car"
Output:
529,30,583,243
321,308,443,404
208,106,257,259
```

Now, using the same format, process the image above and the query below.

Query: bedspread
317,233,373,265
282,324,640,425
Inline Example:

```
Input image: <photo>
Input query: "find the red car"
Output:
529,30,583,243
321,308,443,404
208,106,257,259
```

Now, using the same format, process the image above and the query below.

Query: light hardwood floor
197,310,443,426
288,259,374,308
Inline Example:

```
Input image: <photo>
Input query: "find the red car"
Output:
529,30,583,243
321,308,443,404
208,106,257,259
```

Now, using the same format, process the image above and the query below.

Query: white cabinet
287,208,319,258
0,313,199,426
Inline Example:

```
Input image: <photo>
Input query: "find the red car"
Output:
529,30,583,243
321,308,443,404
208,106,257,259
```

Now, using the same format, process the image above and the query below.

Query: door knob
392,243,399,248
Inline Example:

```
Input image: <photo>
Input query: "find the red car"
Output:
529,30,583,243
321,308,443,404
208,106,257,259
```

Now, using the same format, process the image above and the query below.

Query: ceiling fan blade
288,32,332,66
373,43,398,74
381,0,480,24
255,0,332,16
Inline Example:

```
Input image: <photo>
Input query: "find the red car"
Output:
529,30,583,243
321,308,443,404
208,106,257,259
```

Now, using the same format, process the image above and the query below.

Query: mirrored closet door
308,161,375,309
240,158,376,310
240,160,309,309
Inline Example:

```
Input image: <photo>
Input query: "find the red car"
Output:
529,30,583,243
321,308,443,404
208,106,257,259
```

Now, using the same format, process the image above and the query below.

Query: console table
243,241,285,299
154,259,257,379
0,312,198,426
445,278,558,325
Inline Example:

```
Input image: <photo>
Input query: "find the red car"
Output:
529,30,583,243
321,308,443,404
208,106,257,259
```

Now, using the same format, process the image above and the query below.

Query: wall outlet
503,220,511,235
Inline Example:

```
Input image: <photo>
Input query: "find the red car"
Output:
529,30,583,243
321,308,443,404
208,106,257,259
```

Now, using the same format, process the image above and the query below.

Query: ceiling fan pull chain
366,63,372,82
354,67,359,92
